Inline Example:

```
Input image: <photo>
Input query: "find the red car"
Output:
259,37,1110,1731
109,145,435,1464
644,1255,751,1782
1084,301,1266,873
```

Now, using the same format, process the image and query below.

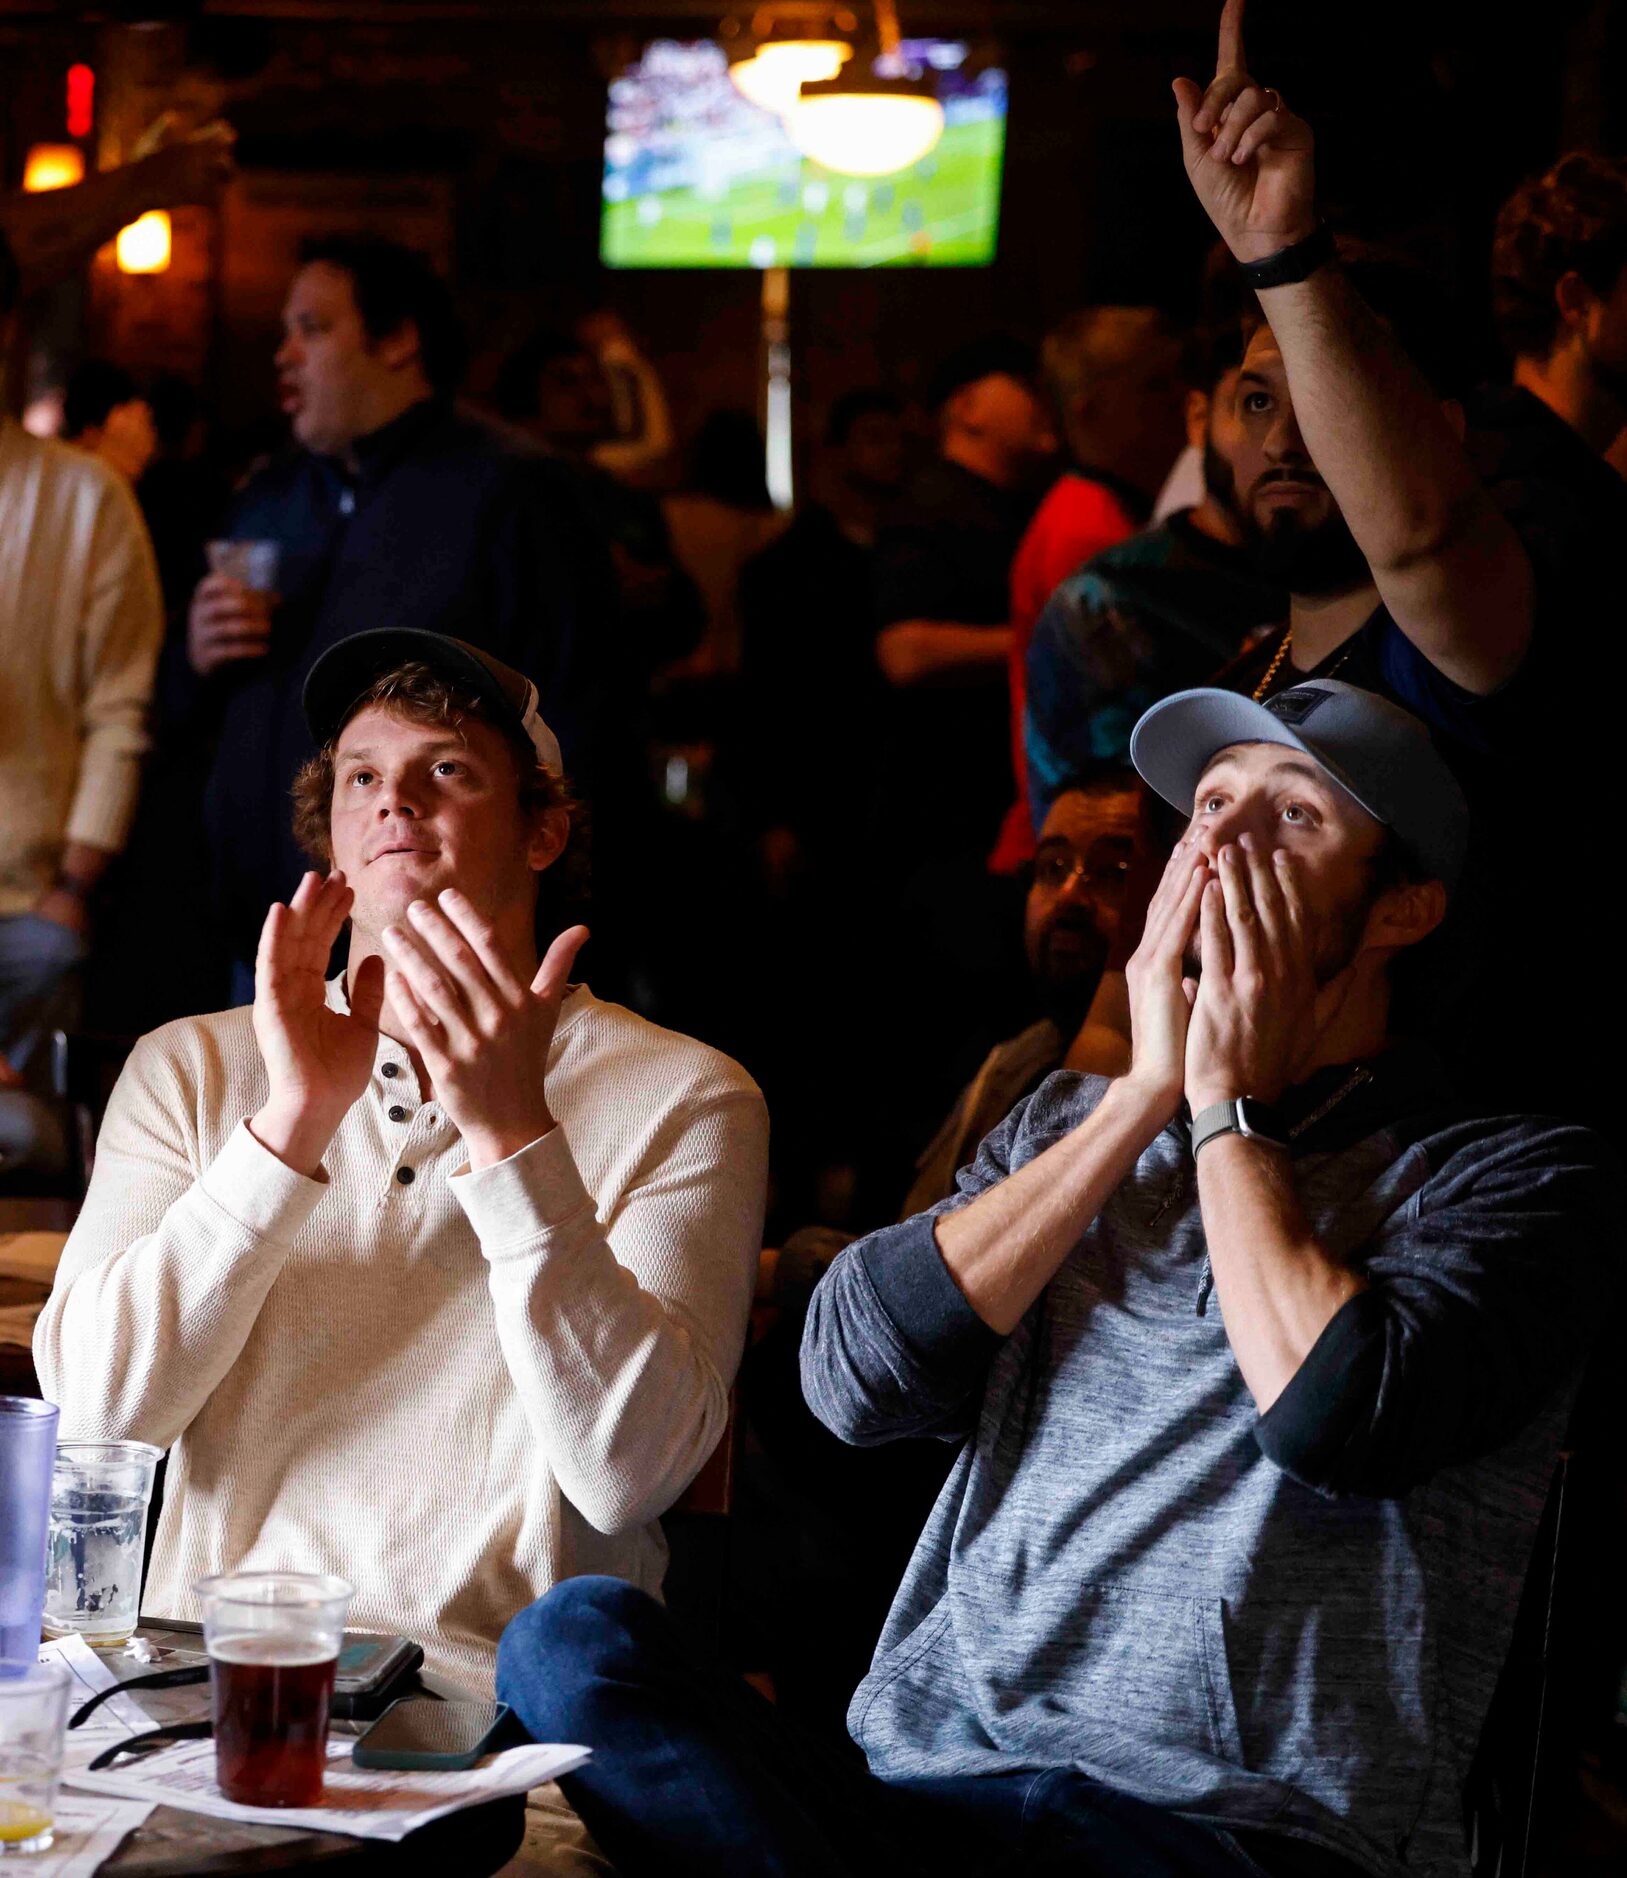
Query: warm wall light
731,40,851,118
787,90,943,176
116,210,171,273
23,144,85,193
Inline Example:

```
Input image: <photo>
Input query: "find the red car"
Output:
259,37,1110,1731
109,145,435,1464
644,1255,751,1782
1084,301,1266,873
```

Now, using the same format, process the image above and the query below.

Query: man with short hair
742,773,1144,1734
0,231,164,1171
1491,151,1627,460
870,337,1057,854
990,307,1188,871
496,673,1610,1878
60,360,158,487
179,236,615,997
36,628,768,1688
1023,323,1282,820
494,326,703,677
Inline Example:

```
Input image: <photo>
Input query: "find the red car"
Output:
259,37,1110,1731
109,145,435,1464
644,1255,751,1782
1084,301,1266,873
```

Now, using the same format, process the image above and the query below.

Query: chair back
50,1031,135,1198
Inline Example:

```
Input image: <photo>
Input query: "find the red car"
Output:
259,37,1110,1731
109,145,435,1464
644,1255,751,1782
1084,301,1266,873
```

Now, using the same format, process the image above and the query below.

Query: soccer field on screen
602,116,1004,269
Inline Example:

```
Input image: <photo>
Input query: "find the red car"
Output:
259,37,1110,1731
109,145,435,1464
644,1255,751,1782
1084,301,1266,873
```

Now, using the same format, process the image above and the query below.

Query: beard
1032,913,1111,1033
1201,437,1243,532
1242,493,1371,595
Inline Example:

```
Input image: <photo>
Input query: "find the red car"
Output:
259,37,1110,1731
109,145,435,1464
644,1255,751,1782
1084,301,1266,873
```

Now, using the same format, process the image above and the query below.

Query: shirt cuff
448,1126,595,1259
201,1121,329,1245
1253,1289,1388,1490
858,1212,997,1368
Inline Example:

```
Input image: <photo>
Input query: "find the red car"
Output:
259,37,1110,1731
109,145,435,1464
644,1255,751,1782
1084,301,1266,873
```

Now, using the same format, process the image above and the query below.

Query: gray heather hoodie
801,1052,1612,1876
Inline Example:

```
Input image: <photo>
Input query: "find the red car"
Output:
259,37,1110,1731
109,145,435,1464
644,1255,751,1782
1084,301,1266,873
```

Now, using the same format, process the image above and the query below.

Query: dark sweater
179,399,615,964
801,1051,1613,1876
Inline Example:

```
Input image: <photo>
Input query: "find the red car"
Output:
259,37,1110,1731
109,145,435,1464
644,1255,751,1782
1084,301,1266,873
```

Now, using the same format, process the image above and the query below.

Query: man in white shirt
35,627,769,1690
0,231,163,1170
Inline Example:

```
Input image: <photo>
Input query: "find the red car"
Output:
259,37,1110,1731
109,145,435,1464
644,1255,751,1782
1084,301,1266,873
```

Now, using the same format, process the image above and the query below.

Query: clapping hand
380,891,589,1172
1184,836,1320,1113
251,871,384,1176
1173,0,1317,266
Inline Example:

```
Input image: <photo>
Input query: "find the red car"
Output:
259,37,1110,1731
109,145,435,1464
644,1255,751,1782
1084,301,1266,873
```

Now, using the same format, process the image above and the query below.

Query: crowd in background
7,124,1627,1759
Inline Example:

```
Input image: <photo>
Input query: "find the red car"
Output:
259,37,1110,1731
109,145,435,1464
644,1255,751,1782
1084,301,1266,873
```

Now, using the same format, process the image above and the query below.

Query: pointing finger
1217,0,1247,77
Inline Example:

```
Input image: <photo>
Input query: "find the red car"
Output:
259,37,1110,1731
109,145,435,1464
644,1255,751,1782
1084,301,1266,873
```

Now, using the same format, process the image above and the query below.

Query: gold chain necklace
1252,627,1294,701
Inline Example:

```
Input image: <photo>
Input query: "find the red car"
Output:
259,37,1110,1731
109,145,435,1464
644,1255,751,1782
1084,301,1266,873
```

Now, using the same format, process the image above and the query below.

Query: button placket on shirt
377,1055,427,1197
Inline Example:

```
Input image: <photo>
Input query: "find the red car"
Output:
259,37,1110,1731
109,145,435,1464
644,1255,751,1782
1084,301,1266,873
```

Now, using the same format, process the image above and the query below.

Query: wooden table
78,1632,526,1876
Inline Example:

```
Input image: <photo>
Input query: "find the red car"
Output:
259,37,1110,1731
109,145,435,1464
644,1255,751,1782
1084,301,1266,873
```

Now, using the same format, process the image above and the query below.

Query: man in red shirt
993,308,1188,870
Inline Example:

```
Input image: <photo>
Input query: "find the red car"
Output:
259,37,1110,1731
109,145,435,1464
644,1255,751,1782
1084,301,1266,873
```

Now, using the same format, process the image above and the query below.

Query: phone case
351,1698,513,1772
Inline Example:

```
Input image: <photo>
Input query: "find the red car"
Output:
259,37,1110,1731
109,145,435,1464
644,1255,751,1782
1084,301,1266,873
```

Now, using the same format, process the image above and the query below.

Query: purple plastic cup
0,1398,60,1661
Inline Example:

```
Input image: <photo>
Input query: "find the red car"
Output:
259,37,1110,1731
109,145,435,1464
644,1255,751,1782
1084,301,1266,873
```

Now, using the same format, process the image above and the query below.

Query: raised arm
1173,0,1532,694
3,130,234,291
33,875,380,1446
803,833,1210,1452
380,894,768,1534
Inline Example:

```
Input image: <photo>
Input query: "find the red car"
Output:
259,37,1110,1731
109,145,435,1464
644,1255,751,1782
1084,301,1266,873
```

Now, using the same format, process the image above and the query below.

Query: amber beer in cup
194,1573,354,1807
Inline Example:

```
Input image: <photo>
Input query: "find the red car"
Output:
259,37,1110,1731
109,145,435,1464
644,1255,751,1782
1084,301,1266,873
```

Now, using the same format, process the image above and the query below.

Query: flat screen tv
600,38,1006,269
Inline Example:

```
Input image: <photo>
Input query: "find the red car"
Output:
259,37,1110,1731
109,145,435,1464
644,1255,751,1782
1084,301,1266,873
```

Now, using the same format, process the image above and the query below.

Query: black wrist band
1241,222,1336,291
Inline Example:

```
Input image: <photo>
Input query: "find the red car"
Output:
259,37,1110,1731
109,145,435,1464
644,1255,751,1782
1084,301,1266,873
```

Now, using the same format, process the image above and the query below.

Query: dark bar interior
2,3,1625,1873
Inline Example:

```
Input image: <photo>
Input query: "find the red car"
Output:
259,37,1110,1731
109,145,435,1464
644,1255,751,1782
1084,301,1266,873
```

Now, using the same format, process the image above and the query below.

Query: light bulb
731,41,851,118
115,210,171,274
787,93,944,177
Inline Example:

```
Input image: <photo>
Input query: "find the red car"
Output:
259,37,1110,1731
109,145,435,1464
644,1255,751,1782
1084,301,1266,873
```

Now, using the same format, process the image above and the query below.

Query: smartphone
351,1698,513,1771
136,1618,423,1721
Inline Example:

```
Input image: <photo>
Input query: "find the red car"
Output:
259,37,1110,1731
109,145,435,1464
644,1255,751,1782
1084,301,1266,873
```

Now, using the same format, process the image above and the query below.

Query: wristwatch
1191,1097,1288,1158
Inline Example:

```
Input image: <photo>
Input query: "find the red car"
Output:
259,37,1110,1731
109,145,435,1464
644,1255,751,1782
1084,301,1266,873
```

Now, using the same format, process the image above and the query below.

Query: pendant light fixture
784,1,944,178
730,38,853,119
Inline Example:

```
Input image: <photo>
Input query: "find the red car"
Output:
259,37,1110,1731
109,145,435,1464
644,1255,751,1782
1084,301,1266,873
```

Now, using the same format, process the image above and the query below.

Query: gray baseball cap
1129,679,1469,895
302,628,562,773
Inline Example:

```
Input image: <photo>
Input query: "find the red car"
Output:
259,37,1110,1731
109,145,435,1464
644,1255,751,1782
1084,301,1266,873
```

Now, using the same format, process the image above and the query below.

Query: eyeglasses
1027,841,1134,895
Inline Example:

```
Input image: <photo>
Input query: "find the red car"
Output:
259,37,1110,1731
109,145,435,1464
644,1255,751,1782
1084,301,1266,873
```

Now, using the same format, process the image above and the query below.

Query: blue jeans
0,912,85,1069
496,1579,1358,1878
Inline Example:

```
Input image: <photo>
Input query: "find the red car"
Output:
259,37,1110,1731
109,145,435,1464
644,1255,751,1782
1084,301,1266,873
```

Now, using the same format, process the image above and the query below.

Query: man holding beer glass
34,628,769,1715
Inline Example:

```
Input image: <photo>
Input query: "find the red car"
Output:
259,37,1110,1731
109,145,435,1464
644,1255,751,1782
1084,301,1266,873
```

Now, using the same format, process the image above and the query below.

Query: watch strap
1191,1097,1288,1157
1240,222,1337,291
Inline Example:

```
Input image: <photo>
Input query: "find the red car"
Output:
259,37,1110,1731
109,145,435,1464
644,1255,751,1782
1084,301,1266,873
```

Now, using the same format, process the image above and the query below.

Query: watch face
1236,1099,1282,1142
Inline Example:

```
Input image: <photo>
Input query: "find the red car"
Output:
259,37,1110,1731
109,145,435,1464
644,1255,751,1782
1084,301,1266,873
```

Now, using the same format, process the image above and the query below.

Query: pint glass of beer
194,1572,354,1807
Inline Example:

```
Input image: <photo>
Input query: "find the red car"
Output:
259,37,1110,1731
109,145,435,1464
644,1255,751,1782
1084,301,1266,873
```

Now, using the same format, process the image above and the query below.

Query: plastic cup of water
0,1660,69,1855
42,1442,162,1653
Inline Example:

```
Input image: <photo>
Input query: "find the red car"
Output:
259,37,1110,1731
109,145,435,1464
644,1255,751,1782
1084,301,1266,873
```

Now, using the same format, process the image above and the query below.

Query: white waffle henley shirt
34,977,768,1688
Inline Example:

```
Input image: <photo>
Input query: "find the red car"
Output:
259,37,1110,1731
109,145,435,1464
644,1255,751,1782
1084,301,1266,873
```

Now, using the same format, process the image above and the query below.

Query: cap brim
1129,687,1385,826
302,629,516,750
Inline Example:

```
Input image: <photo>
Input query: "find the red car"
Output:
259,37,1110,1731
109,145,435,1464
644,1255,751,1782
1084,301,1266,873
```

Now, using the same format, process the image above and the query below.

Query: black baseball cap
1130,679,1469,896
302,629,562,772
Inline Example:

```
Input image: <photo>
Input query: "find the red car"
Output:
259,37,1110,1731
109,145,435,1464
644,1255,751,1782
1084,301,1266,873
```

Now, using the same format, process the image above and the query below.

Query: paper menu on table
63,1734,590,1843
13,1791,156,1878
38,1634,157,1749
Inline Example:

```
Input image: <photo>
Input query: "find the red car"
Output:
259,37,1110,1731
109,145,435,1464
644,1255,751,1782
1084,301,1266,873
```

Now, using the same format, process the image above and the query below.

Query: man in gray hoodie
497,674,1611,1878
